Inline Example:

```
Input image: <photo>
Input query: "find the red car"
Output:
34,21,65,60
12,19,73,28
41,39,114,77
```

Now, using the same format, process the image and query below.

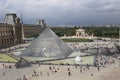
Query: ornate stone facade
22,24,42,38
0,14,22,48
76,28,93,38
76,29,87,38
0,13,42,48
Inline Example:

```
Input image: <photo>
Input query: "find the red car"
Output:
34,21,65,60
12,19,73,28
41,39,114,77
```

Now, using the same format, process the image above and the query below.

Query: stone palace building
0,13,43,48
0,14,22,48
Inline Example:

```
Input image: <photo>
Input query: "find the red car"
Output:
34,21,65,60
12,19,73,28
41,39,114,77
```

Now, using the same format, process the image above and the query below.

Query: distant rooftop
4,13,17,25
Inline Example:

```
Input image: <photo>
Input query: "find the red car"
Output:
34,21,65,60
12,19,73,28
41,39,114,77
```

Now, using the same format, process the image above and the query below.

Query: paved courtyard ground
0,56,120,80
0,42,120,80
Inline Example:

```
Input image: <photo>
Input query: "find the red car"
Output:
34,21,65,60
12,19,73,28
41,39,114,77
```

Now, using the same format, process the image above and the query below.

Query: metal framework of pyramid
21,25,73,58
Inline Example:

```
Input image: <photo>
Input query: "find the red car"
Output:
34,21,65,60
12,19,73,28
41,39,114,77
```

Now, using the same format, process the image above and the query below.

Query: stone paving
0,55,120,80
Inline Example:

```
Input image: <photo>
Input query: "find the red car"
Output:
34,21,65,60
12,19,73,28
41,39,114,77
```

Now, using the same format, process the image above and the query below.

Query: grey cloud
0,0,120,25
85,0,120,12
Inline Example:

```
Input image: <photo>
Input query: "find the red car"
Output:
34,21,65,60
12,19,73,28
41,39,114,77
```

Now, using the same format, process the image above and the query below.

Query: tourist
47,72,49,76
68,68,70,71
55,70,57,73
34,70,37,76
80,66,82,73
86,64,89,70
112,59,115,64
75,64,77,68
23,75,28,80
68,71,71,76
3,72,5,76
2,64,4,68
40,71,43,75
91,73,93,76
49,66,52,70
38,63,41,67
97,66,100,71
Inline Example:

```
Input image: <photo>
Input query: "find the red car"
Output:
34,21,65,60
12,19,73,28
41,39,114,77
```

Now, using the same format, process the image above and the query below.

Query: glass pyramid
21,26,73,58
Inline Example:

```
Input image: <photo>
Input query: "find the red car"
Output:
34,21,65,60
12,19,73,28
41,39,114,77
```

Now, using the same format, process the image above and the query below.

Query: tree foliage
30,26,119,39
51,27,77,37
83,26,119,38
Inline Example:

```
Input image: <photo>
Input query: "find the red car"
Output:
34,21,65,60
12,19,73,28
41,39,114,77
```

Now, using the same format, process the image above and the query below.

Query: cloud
85,0,120,12
0,0,120,25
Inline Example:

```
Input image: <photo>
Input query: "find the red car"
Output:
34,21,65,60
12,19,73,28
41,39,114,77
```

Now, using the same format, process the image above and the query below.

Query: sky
0,0,120,25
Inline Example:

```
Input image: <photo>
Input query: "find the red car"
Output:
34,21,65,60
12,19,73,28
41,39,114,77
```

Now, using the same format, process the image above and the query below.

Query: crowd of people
13,54,119,80
0,55,120,80
0,42,120,80
68,42,119,55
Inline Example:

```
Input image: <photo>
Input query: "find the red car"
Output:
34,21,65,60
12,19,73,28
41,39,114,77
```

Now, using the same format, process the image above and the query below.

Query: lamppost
119,28,120,44
118,57,120,67
103,31,105,41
